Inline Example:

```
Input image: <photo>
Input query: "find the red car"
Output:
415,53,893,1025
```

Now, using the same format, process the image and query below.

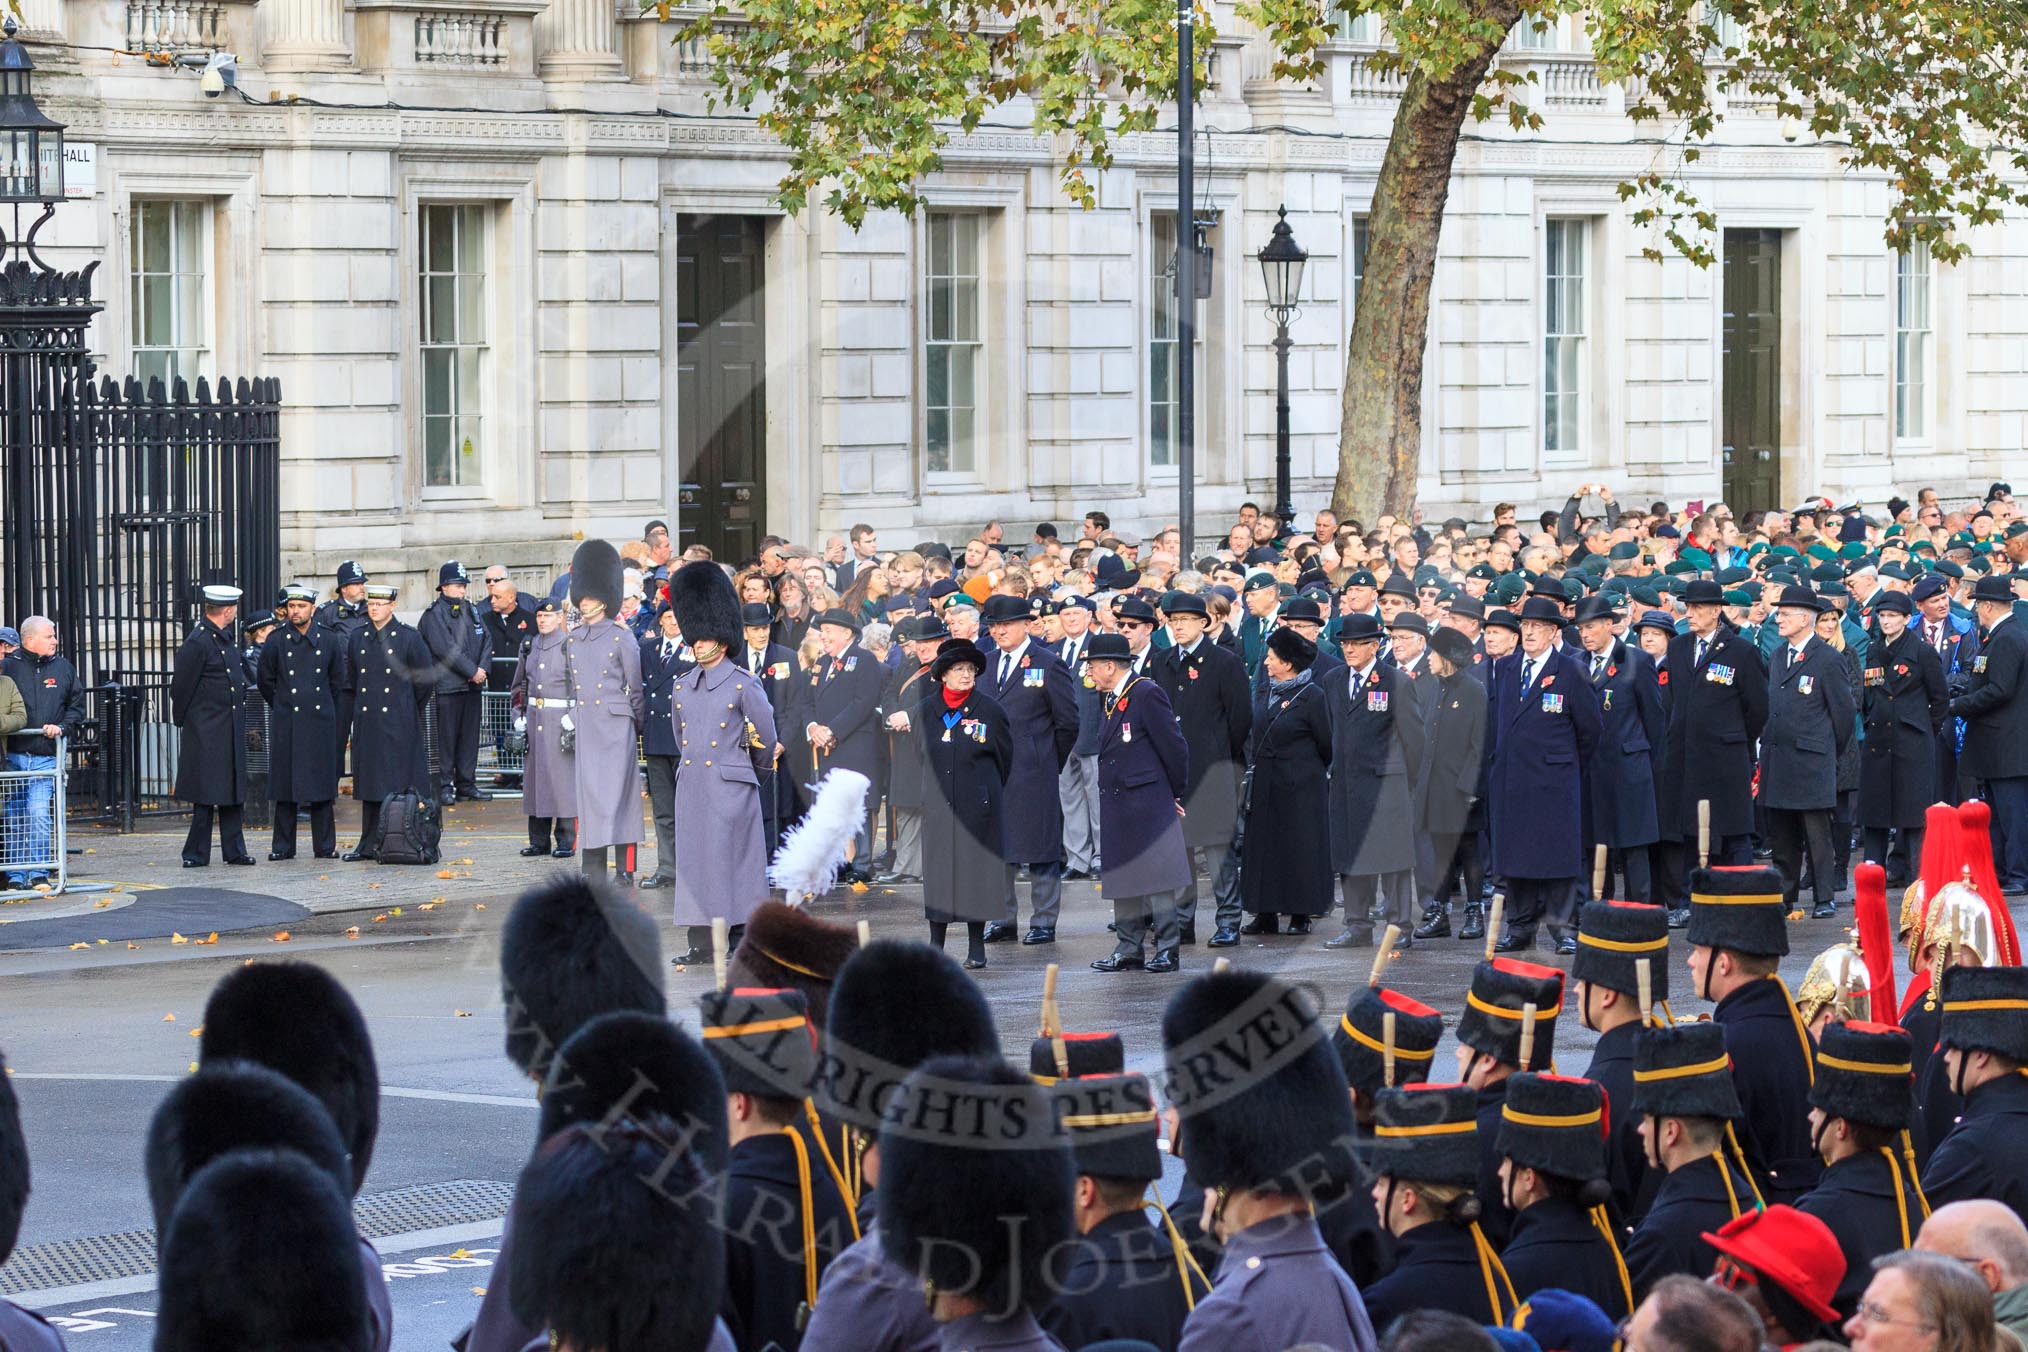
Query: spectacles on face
1850,1299,1934,1333
485,576,508,585
1118,620,1151,631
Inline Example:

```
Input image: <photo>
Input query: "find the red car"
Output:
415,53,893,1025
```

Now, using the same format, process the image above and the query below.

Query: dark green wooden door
1722,229,1781,511
676,214,766,563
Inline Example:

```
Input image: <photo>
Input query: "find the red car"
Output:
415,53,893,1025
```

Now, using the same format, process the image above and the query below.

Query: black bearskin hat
1496,1073,1608,1184
698,988,819,1101
818,940,1001,1132
569,538,625,615
1371,1083,1481,1187
144,1062,351,1238
0,1049,25,1265
726,902,860,1030
500,875,665,1082
155,1147,370,1352
508,1117,725,1352
1939,966,2028,1064
878,1056,1074,1315
1629,1022,1742,1121
199,960,380,1194
1455,958,1565,1071
669,559,741,651
1050,1071,1163,1182
1029,1031,1125,1083
1686,864,1791,958
1162,969,1357,1194
1809,1020,1913,1130
539,1011,729,1172
1573,901,1672,1003
1333,986,1443,1097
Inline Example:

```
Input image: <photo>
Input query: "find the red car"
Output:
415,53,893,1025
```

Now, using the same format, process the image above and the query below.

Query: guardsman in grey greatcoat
564,540,645,884
257,583,347,860
343,584,434,860
508,598,577,859
666,560,777,967
172,583,256,868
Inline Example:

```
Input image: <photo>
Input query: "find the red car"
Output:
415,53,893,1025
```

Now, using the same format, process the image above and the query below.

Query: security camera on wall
199,53,238,98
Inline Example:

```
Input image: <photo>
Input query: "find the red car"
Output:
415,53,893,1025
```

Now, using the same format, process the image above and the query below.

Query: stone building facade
27,0,2023,600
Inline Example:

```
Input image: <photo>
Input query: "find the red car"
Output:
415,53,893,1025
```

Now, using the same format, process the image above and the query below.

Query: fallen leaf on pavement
170,932,188,944
189,1027,202,1037
93,899,112,909
126,942,138,950
272,931,291,943
435,869,456,879
95,939,107,945
188,1061,197,1073
850,881,869,893
448,1249,470,1260
474,903,486,911
68,942,88,950
453,1009,471,1017
471,1287,486,1297
372,913,388,923
162,1013,175,1021
196,932,218,945
345,926,361,938
456,858,473,866
390,907,402,916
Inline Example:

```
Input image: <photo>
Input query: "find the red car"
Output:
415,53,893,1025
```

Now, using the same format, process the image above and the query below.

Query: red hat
1700,1204,1844,1326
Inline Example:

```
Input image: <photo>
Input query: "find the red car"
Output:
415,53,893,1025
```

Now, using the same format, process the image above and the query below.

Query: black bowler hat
1050,1071,1163,1182
1808,1020,1912,1130
1281,596,1325,624
697,987,817,1101
1456,958,1564,1071
1485,608,1522,635
1114,595,1159,626
1573,901,1671,1003
335,560,367,587
1773,584,1828,614
739,602,775,628
1380,573,1418,600
913,614,953,643
1629,1022,1741,1120
1371,1083,1480,1185
1971,574,2015,604
1686,865,1790,957
1387,611,1430,637
1081,632,1134,665
1939,966,2028,1063
1682,579,1725,606
1029,1031,1125,1083
1160,590,1209,618
813,607,860,632
1516,597,1566,627
1333,986,1443,1096
977,594,1030,626
1497,1073,1608,1184
1572,596,1619,626
1335,612,1384,643
1447,594,1486,622
929,638,989,683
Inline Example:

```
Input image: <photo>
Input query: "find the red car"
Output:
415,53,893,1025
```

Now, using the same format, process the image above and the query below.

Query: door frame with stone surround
1713,211,1812,514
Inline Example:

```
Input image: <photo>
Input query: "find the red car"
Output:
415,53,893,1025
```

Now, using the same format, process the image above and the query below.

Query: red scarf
942,684,970,709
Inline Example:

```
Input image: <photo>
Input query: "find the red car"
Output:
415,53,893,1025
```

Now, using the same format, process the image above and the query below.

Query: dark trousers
683,923,747,962
1109,889,1181,958
528,816,577,852
1987,777,2028,890
1863,826,1922,884
271,800,336,858
1602,845,1655,906
184,803,249,864
580,843,637,881
644,753,677,881
1768,808,1837,908
1179,840,1242,932
1503,876,1577,937
356,799,382,857
1655,833,1754,908
1430,833,1486,912
930,920,986,961
434,691,481,798
1002,859,1064,929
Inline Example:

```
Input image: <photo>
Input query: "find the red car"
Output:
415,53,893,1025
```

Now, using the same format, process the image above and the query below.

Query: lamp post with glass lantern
1257,205,1307,530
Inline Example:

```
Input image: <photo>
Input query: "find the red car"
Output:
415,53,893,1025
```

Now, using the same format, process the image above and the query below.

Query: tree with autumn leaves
674,0,2028,525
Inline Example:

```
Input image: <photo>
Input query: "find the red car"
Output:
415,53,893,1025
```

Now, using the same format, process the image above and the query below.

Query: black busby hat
1686,865,1790,957
1265,625,1318,672
1371,1083,1481,1186
981,593,1033,626
668,558,740,651
508,1118,725,1352
877,1056,1074,1315
1455,958,1565,1070
437,559,469,589
568,538,624,614
1162,969,1357,1194
1809,1020,1913,1130
198,960,380,1195
819,940,1001,1132
1497,1073,1608,1184
1030,1030,1125,1083
726,901,859,1029
155,1148,371,1352
1939,965,2028,1063
1333,986,1443,1096
539,1012,729,1168
0,1050,23,1266
1050,1071,1163,1182
929,637,989,683
1573,901,1672,1003
500,875,665,1081
144,1062,352,1236
698,987,818,1101
1630,1022,1741,1120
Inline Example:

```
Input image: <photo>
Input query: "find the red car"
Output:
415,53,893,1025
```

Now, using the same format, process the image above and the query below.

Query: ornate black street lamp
0,18,66,265
1257,205,1307,529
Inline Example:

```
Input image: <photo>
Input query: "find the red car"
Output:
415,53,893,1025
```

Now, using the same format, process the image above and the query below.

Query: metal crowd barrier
0,735,68,898
480,689,526,789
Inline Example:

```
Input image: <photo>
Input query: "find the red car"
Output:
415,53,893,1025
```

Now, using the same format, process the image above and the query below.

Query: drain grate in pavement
0,1177,513,1296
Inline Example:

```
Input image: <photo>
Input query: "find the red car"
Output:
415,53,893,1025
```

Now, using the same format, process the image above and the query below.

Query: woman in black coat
917,638,1015,969
1857,592,1948,869
1238,626,1335,924
1418,627,1491,936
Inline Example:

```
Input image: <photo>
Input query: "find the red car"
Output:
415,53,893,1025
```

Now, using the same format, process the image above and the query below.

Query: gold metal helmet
1922,881,2002,970
1900,879,1927,971
1797,943,1871,1028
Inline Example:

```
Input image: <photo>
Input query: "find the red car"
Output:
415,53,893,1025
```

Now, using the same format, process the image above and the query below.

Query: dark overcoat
1758,635,1855,811
881,658,935,812
1623,1154,1755,1301
984,641,1078,863
1152,638,1252,849
1417,668,1488,837
1715,976,1820,1203
917,684,1014,923
255,622,346,804
1584,1021,1657,1224
345,619,433,802
170,617,252,806
639,635,694,758
1952,616,2028,781
1500,1197,1631,1321
1796,1149,1919,1319
418,594,492,696
740,639,802,833
1486,646,1602,880
1582,641,1664,849
1657,626,1767,841
1359,1221,1501,1331
1325,662,1424,877
1859,628,1948,829
1237,678,1334,917
719,1132,854,1352
1039,1210,1205,1352
1921,1068,2028,1216
803,641,887,791
1096,674,1191,899
1928,618,1978,799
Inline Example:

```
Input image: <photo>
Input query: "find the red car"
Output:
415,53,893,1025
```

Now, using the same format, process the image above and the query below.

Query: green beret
1723,589,1755,607
1608,541,1640,561
1664,561,1697,576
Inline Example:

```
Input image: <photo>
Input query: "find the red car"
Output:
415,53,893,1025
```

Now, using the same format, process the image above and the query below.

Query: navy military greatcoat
1096,674,1191,899
1582,641,1664,849
984,641,1078,863
256,621,347,804
344,618,433,802
1486,646,1602,880
170,616,253,807
1858,628,1948,829
1657,625,1766,841
1152,637,1252,850
1714,975,1820,1203
1760,635,1855,811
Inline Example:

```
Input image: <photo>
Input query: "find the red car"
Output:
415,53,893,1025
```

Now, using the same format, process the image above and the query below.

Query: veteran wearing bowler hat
1086,632,1192,973
1761,583,1855,918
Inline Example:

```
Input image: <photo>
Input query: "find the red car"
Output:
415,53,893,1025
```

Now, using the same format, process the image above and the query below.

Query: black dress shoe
672,947,710,966
1147,949,1179,973
962,956,987,971
1178,923,1197,946
1666,907,1691,929
267,850,294,861
460,790,495,802
182,858,207,868
225,856,257,866
1555,933,1578,956
1241,915,1280,936
519,845,548,857
1322,927,1372,950
873,872,921,886
1207,926,1241,948
552,848,576,859
438,785,457,806
1287,917,1314,936
982,923,1019,943
1494,930,1537,954
1062,869,1091,882
616,873,635,887
314,851,339,860
639,875,673,890
1458,906,1486,941
1413,912,1452,940
1021,927,1056,945
342,849,374,863
1394,932,1415,951
1812,902,1838,919
1091,952,1146,973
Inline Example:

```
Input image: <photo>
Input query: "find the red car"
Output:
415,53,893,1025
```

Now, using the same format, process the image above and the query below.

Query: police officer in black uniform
257,584,347,860
419,560,494,804
344,585,434,860
739,601,803,856
171,584,256,868
316,560,371,775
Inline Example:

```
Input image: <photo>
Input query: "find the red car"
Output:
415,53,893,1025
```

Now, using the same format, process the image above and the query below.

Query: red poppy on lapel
1541,675,1555,688
1658,671,1670,687
1607,666,1617,678
1895,663,1909,676
1020,655,1031,668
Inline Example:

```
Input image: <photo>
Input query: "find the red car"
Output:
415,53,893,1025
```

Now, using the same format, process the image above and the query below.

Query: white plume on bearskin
769,769,870,902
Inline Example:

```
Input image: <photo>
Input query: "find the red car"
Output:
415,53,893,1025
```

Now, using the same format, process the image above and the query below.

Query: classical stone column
535,0,622,81
14,0,65,39
260,0,352,74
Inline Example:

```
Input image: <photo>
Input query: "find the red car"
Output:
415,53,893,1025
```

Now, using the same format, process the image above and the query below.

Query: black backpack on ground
367,789,441,865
